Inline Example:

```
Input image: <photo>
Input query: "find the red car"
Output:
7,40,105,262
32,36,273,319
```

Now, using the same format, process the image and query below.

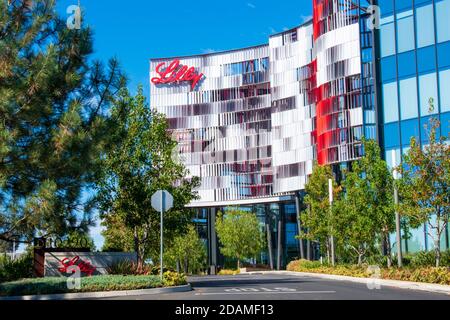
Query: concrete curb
0,284,192,300
242,271,450,295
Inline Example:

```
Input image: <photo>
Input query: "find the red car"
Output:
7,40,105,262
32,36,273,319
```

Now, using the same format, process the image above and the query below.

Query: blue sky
55,0,313,249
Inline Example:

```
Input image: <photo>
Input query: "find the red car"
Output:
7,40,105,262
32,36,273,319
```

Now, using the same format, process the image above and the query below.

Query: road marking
195,291,336,296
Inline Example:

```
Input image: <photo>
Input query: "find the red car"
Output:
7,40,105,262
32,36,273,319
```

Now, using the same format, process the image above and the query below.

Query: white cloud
269,27,277,34
247,3,256,9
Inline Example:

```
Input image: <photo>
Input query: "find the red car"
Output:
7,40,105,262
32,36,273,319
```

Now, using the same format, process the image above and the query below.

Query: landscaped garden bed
286,259,450,285
0,272,187,297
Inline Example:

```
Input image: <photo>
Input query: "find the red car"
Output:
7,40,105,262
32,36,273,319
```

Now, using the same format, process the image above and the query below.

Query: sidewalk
0,284,192,301
242,270,450,295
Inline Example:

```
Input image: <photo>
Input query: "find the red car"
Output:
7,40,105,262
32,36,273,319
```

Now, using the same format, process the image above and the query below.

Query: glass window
437,41,450,68
416,4,435,48
381,55,397,81
385,148,401,170
436,0,450,43
379,0,394,16
419,73,439,116
399,77,418,120
383,82,399,123
415,0,433,5
396,0,413,12
417,46,436,73
439,69,450,112
401,119,420,145
384,122,400,148
440,111,450,137
380,20,396,57
397,50,416,78
396,11,415,53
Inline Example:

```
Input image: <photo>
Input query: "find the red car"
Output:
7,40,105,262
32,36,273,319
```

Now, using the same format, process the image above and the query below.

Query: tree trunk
326,240,330,264
357,244,364,266
134,227,143,272
184,255,189,274
237,258,240,270
358,252,363,266
435,238,441,267
385,233,392,268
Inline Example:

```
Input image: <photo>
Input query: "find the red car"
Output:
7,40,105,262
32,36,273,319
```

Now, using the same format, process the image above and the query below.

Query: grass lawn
0,275,165,297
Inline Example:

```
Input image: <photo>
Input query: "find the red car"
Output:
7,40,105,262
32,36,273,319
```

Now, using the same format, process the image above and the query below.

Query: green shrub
0,254,33,283
410,250,450,267
162,271,187,287
382,267,450,285
151,266,175,275
218,269,240,275
286,259,323,271
106,260,151,275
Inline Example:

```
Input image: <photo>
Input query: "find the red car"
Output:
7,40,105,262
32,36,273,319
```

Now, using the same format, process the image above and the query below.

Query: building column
265,204,274,270
207,207,218,275
294,193,305,259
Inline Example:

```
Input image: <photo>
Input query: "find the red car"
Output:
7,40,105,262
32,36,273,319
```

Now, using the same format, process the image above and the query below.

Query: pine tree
0,1,126,243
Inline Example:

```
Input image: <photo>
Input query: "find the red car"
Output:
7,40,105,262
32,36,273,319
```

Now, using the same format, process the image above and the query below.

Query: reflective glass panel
439,69,450,112
399,77,418,120
436,0,450,43
380,20,396,57
416,4,435,48
381,55,397,81
383,81,399,123
398,50,416,78
384,122,400,148
417,46,436,73
437,41,450,68
419,73,439,116
401,119,420,145
396,11,415,53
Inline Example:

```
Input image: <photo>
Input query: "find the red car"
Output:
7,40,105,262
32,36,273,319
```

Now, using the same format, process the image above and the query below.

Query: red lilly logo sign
151,59,204,90
58,256,96,277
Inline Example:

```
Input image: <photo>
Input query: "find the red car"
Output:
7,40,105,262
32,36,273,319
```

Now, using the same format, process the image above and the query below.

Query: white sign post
151,190,174,280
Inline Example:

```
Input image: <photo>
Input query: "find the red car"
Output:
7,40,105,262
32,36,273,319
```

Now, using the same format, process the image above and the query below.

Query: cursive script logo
58,256,96,277
151,59,204,90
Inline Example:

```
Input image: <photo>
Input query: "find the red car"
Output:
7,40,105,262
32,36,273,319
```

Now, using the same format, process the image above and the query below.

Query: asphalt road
102,273,450,300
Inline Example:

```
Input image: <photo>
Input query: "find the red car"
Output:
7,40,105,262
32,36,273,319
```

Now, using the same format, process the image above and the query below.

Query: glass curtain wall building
377,0,450,252
150,0,449,270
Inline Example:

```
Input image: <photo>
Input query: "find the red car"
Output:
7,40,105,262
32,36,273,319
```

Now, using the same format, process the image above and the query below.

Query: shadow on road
188,276,309,288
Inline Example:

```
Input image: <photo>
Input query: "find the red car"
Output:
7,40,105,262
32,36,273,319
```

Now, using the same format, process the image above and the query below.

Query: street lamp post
151,190,174,280
392,151,403,267
328,179,335,267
